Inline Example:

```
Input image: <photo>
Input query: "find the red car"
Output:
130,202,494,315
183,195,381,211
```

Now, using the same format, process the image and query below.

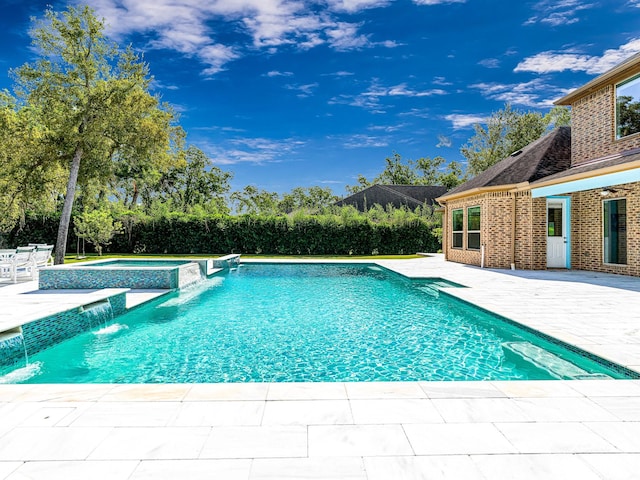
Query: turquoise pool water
82,259,191,268
3,263,631,383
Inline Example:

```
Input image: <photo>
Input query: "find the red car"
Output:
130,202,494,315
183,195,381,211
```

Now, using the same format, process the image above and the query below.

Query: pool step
502,341,611,380
417,286,439,298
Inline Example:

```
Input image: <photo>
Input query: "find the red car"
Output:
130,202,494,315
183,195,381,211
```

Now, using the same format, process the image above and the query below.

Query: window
452,209,463,248
603,199,627,265
547,205,563,237
467,206,481,250
616,74,640,139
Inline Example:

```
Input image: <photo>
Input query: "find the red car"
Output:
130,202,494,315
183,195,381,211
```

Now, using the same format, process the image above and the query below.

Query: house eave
436,184,523,203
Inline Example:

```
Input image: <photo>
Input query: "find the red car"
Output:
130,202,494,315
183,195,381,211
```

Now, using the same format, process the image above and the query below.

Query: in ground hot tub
39,258,204,290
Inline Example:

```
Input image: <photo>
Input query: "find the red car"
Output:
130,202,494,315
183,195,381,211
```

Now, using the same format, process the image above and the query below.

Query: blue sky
1,1,639,196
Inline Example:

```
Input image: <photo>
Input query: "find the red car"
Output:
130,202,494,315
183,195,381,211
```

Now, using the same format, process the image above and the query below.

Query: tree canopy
10,5,179,263
346,153,464,194
461,104,570,176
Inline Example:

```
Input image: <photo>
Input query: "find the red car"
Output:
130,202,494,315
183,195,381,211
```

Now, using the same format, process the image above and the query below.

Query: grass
63,252,428,264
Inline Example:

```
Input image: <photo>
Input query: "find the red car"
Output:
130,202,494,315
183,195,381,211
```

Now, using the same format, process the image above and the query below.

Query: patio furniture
0,249,15,260
0,246,35,283
31,244,54,268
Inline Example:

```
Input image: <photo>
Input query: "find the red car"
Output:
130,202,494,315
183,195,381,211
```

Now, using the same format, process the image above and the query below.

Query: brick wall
572,84,640,165
570,182,640,276
443,194,485,267
443,191,547,270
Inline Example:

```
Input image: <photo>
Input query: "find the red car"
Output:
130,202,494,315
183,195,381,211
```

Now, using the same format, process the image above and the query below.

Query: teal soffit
531,167,640,198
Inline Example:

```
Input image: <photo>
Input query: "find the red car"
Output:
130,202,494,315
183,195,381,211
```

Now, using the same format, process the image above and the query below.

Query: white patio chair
32,245,54,269
0,249,15,279
0,246,35,283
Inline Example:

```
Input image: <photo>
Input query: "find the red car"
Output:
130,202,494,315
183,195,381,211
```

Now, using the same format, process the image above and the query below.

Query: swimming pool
2,263,633,383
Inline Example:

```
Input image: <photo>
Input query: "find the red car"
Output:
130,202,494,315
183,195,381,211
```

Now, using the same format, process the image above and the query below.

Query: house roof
438,126,571,202
530,148,640,187
335,184,448,211
555,52,640,106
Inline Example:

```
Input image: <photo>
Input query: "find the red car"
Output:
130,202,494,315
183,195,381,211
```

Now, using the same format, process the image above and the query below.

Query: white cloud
478,58,500,69
340,134,390,148
331,81,447,112
445,113,487,129
367,123,410,132
285,82,319,97
436,134,452,148
83,0,383,76
202,136,305,165
515,38,640,74
319,180,345,184
200,44,240,76
432,76,453,86
412,0,466,5
151,80,179,90
524,0,594,27
326,0,391,13
470,78,566,107
379,40,404,48
387,84,448,97
399,108,432,118
322,71,355,76
326,22,370,50
265,70,294,77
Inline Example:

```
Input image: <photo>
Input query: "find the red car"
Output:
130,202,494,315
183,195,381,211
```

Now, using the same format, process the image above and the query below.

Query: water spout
79,300,114,329
0,327,29,369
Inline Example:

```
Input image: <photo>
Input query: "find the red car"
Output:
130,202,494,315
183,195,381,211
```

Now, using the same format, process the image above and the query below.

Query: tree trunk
130,180,139,207
54,145,83,265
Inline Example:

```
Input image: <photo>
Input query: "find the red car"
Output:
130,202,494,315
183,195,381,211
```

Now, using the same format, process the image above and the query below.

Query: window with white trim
467,206,481,250
452,209,463,248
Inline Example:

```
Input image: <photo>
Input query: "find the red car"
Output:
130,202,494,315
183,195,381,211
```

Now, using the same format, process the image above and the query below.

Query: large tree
0,91,67,231
346,152,463,194
461,104,571,176
11,6,177,263
148,145,233,214
231,186,281,215
279,186,338,213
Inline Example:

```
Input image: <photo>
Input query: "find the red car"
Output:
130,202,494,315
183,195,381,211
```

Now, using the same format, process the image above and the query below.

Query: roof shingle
443,126,571,198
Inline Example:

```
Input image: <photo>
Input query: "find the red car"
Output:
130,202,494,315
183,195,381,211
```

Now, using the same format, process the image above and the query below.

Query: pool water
81,259,192,268
3,263,630,383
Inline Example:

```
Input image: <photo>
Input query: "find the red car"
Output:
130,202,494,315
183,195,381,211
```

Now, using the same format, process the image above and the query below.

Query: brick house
437,52,640,276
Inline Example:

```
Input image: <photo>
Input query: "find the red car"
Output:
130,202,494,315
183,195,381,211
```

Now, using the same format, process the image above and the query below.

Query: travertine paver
0,381,637,477
0,256,640,478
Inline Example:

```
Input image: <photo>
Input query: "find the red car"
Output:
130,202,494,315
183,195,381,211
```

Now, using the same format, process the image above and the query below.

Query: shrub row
4,213,441,256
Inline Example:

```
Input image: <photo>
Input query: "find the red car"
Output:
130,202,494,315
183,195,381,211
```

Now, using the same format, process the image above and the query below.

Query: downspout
511,193,517,270
441,203,448,259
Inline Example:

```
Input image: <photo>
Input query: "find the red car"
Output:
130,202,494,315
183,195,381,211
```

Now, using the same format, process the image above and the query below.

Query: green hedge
4,212,441,255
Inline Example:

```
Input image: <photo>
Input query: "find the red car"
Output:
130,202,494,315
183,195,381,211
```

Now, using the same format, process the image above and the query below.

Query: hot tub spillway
79,300,114,329
0,327,29,369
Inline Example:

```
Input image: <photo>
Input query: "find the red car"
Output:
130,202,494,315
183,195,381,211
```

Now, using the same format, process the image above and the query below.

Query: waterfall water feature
80,300,114,330
0,329,28,365
0,328,41,382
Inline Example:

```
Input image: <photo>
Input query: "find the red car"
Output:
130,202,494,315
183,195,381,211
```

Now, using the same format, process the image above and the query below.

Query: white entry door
546,199,567,268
